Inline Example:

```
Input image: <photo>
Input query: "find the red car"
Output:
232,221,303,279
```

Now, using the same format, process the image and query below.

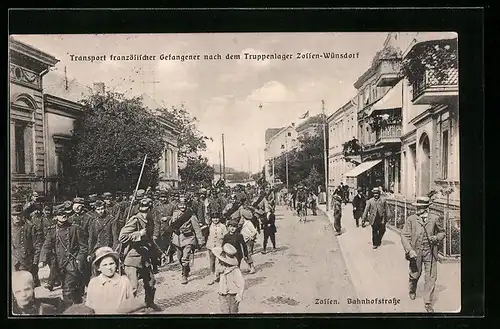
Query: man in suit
361,187,388,249
352,187,366,227
400,196,445,313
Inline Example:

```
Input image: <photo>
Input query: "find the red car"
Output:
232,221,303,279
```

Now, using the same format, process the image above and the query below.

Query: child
239,209,257,274
223,219,250,268
213,243,245,314
206,216,228,285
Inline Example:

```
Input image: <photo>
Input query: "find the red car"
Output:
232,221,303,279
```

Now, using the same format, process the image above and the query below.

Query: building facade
9,37,59,202
347,37,403,196
327,99,357,200
10,37,180,202
264,125,298,185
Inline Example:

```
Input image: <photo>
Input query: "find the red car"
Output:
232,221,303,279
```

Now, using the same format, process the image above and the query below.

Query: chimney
93,82,105,95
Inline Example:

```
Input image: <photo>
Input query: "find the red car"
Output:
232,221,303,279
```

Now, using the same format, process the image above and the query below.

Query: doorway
419,133,431,196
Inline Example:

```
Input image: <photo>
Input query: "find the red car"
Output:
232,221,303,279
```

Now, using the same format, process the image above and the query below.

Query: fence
386,197,460,258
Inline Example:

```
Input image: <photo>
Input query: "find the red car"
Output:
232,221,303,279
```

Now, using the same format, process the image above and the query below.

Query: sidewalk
318,203,461,313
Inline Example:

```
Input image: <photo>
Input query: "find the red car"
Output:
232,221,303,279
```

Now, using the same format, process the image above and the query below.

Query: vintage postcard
9,32,460,315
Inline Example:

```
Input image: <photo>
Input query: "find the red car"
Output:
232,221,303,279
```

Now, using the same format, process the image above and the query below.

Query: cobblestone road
36,205,360,314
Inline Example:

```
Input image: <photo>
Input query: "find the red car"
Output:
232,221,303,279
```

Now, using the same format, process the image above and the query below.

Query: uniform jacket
88,213,114,255
170,209,205,248
361,197,389,225
240,220,258,243
196,198,207,225
39,222,88,272
401,213,445,260
111,201,131,248
11,220,41,270
153,202,173,237
206,222,228,250
118,212,155,268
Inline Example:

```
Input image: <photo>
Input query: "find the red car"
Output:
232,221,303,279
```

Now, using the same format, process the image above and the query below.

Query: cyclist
295,185,307,222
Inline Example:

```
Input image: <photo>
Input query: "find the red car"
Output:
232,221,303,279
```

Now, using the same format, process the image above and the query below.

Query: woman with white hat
85,246,146,314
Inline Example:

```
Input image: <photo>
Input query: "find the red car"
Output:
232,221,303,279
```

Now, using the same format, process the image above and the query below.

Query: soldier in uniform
170,197,205,284
12,204,42,287
112,192,131,249
153,190,174,263
34,203,60,290
39,207,88,309
119,198,162,311
22,191,42,222
69,197,93,290
401,196,445,313
87,200,114,263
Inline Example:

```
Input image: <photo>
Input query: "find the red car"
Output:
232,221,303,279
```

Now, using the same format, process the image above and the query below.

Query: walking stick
126,154,148,221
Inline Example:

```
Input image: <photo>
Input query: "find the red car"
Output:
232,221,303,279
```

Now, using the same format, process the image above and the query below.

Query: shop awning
367,80,403,116
344,159,382,177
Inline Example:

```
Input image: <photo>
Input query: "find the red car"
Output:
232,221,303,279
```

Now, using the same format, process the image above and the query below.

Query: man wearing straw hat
400,196,445,313
118,198,162,311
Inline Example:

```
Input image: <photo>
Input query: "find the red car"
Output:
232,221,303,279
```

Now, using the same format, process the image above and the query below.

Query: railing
412,67,459,100
376,123,402,142
386,197,460,258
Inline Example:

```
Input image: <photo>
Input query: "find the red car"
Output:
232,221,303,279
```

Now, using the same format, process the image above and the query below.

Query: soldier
69,197,93,291
153,190,174,262
112,193,131,249
22,191,42,222
170,197,205,285
119,198,162,311
401,196,445,313
34,203,60,290
87,200,114,263
39,207,88,309
102,192,114,208
11,204,42,287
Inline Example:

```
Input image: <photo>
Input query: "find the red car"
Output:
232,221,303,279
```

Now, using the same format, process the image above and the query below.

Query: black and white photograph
9,31,461,315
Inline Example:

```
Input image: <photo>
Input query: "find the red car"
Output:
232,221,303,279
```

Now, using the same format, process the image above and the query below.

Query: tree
274,126,325,189
178,155,215,190
251,166,266,186
65,91,167,196
157,104,212,161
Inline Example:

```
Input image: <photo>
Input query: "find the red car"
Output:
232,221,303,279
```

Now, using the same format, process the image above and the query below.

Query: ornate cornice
10,63,41,90
44,94,84,119
9,37,59,68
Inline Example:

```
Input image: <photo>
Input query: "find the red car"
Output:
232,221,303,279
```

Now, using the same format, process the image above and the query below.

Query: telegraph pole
222,133,226,181
322,100,329,211
285,135,289,191
219,151,222,180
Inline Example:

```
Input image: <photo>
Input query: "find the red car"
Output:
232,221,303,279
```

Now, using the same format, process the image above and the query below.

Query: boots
145,287,162,312
249,263,256,274
181,266,189,284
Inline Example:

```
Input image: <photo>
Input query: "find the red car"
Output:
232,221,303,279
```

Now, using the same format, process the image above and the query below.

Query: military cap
73,197,85,204
94,200,105,208
136,189,146,199
88,194,98,202
139,198,152,208
54,207,66,216
372,187,380,194
103,192,112,198
64,200,73,212
227,219,240,227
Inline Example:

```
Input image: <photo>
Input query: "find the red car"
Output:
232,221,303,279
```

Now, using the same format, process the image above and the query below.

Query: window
442,130,449,179
287,132,291,137
14,123,26,174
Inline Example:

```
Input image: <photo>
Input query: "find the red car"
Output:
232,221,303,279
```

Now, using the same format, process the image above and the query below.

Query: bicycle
297,202,307,223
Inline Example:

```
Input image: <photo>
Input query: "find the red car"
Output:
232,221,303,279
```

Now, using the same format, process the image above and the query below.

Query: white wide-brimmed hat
212,243,238,266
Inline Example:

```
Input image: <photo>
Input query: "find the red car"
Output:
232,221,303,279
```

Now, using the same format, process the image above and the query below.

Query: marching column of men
12,183,277,313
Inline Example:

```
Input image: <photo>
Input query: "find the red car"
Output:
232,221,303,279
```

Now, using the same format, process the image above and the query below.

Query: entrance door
419,134,431,196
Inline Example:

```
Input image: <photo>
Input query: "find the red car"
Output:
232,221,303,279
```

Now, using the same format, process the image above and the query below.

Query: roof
43,71,92,103
402,32,458,58
295,114,324,132
344,160,383,177
265,128,284,144
9,37,59,68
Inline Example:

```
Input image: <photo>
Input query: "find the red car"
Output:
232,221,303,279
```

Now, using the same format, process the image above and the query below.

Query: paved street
35,203,460,314
36,206,360,314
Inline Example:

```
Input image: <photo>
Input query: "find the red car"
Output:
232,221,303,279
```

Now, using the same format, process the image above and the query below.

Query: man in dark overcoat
12,204,42,287
400,196,445,313
352,187,366,227
38,208,88,309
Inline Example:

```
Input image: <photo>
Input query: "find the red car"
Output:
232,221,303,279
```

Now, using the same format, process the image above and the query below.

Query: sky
13,32,396,174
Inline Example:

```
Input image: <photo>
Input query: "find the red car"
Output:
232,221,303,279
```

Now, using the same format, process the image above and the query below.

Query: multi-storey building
264,125,298,185
10,37,180,202
345,35,403,195
327,98,357,200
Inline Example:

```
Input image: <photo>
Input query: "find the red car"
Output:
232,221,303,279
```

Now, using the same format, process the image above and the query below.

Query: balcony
375,123,402,145
374,59,402,87
412,68,458,105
